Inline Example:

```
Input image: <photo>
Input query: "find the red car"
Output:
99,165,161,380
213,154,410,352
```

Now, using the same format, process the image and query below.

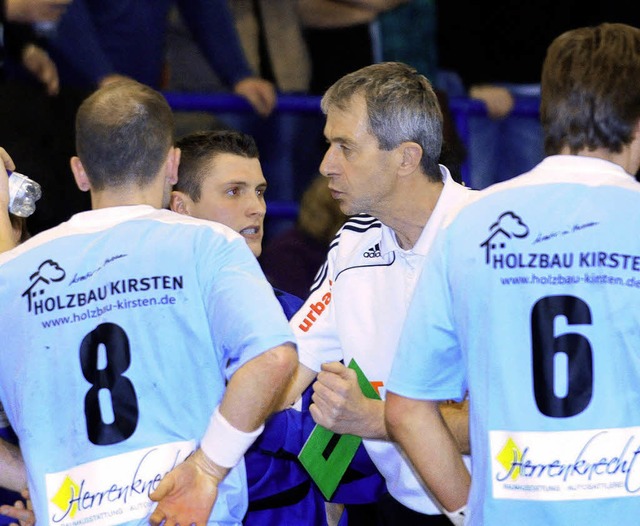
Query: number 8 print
80,322,139,445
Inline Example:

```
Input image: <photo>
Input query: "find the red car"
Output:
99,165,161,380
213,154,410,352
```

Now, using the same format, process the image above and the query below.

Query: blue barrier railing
164,92,323,114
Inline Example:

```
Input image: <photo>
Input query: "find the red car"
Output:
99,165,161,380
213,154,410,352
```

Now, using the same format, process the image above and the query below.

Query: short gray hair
321,62,443,181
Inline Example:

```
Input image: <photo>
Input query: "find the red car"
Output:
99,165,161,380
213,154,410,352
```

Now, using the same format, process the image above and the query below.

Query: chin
248,241,262,258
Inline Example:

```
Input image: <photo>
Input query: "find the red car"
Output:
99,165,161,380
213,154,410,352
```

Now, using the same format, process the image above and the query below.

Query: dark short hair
541,23,640,155
75,79,174,191
321,62,443,182
174,130,259,202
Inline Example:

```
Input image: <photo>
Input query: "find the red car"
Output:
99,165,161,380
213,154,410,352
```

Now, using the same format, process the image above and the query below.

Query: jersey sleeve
199,228,295,378
290,247,342,372
387,228,467,401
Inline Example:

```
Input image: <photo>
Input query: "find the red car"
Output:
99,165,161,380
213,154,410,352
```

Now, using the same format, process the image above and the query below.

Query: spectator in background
298,0,407,95
260,174,347,300
8,0,278,237
375,0,467,183
436,1,640,189
165,1,320,204
0,0,70,238
47,0,275,114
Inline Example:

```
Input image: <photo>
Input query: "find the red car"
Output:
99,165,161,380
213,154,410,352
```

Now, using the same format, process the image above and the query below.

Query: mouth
239,226,261,237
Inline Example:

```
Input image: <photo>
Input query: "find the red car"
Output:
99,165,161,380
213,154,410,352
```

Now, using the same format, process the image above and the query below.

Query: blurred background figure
166,0,320,206
260,174,347,300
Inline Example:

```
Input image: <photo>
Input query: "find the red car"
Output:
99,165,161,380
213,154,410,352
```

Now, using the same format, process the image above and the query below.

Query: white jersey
388,156,640,524
0,205,295,526
291,167,470,513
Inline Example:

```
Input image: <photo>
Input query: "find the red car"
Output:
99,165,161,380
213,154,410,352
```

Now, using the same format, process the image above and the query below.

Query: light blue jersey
0,205,295,526
388,156,640,524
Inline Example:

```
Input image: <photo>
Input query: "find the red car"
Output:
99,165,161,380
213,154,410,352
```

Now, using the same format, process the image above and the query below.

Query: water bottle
7,170,42,217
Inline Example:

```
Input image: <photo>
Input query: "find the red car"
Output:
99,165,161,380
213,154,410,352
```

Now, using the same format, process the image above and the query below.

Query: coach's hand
310,361,388,439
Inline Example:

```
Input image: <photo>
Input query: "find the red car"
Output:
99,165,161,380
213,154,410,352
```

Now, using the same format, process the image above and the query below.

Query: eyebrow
222,181,268,188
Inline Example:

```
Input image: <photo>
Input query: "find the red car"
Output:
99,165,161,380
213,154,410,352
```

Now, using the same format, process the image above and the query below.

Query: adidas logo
363,243,381,258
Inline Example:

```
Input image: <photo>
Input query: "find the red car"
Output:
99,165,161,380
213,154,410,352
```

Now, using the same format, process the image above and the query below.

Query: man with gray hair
283,62,470,525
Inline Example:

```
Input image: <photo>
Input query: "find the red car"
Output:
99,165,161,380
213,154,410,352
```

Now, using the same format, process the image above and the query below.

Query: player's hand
148,448,228,526
0,489,35,526
469,85,515,119
233,77,277,118
0,147,16,212
5,0,71,23
310,361,382,437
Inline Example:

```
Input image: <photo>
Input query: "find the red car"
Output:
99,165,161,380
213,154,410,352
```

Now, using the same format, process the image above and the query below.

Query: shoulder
273,287,304,319
329,214,382,253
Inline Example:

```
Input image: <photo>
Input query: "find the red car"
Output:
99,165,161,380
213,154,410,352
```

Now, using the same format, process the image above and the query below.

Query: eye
256,187,266,197
226,187,240,197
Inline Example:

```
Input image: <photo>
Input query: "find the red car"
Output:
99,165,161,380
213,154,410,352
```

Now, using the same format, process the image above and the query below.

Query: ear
397,142,423,176
70,156,91,192
169,191,191,215
166,146,180,187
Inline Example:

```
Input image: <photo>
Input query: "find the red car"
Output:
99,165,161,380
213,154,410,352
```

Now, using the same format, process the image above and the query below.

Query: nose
319,145,337,178
247,193,266,218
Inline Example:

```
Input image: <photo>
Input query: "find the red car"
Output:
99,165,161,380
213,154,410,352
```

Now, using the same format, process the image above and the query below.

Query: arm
439,399,470,455
0,148,16,253
385,392,470,513
469,85,515,119
4,0,70,23
175,0,275,116
149,342,298,526
280,361,317,409
309,362,471,446
0,438,26,492
46,0,116,87
21,43,59,95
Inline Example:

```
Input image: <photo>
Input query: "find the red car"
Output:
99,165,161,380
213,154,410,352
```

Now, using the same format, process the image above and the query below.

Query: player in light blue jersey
0,79,297,526
386,23,640,525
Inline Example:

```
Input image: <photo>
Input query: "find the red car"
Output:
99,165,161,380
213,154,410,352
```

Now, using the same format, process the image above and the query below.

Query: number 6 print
531,295,593,418
80,322,139,445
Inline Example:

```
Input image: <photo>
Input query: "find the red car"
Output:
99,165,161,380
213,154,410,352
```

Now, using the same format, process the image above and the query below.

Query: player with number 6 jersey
386,22,640,525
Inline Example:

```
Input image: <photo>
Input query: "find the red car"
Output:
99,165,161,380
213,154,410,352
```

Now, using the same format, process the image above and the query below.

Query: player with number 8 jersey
0,80,297,526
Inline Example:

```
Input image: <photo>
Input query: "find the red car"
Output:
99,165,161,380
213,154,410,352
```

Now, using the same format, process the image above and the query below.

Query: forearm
279,361,317,410
385,393,470,512
220,342,298,432
0,213,15,252
0,438,26,492
440,399,470,455
298,0,377,28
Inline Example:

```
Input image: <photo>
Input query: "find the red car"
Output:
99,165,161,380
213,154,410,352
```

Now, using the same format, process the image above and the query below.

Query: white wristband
200,406,264,468
443,504,467,526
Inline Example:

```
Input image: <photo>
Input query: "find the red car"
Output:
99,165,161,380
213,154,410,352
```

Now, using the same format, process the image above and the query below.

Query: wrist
442,504,467,526
190,448,228,484
200,406,264,468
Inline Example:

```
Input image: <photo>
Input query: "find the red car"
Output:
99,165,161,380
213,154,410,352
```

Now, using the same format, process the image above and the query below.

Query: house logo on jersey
21,259,66,309
480,212,529,264
363,243,381,258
